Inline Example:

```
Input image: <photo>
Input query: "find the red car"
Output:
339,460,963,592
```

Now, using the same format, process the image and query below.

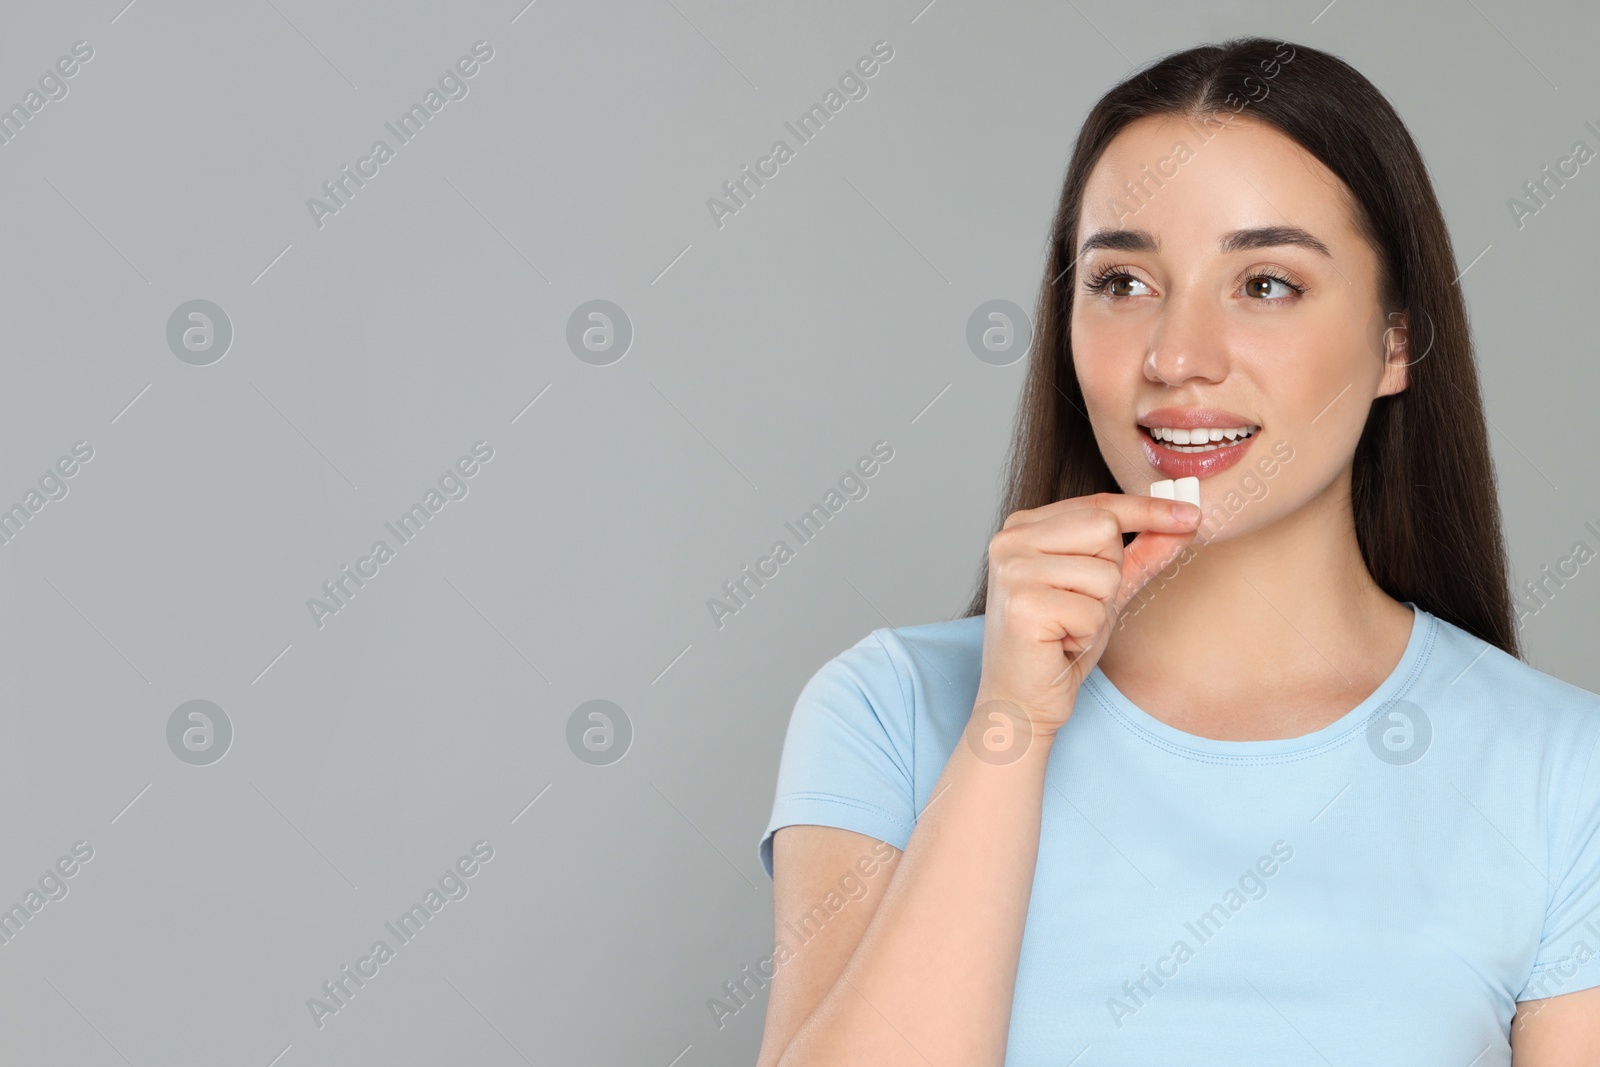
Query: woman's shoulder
1423,610,1600,740
811,614,987,733
868,613,986,664
868,614,986,686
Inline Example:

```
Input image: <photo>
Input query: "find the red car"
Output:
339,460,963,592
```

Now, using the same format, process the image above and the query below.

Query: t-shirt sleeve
1518,720,1600,1002
757,629,917,881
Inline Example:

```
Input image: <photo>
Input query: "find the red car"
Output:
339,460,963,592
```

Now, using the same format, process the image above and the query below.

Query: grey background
0,1,1595,1064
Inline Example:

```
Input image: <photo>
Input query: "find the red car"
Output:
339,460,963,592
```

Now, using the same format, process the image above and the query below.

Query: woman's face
1070,113,1408,541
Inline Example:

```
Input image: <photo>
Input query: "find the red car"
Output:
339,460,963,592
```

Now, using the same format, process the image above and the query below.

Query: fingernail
1171,501,1200,521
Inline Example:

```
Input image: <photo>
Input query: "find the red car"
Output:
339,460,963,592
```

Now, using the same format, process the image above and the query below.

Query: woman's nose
1142,297,1230,384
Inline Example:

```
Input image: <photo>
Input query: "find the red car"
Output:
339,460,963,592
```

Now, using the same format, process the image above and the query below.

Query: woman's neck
1096,475,1413,737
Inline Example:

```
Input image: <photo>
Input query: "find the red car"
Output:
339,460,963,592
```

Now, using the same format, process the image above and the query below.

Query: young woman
754,37,1600,1066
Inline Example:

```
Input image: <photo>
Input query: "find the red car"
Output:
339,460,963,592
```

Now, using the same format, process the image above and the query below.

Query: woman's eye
1084,269,1304,301
1243,274,1302,300
1085,272,1149,297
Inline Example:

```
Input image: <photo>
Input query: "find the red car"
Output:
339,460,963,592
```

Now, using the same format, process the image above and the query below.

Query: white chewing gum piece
1173,477,1200,507
1149,479,1175,499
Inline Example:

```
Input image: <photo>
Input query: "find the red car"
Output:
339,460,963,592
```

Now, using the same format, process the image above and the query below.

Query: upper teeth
1149,425,1258,444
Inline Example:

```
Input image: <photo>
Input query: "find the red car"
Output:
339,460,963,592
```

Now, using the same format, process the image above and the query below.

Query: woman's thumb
1113,529,1198,615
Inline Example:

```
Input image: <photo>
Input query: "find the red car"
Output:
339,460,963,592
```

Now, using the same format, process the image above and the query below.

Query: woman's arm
758,711,1062,1067
757,493,1194,1063
1510,986,1600,1064
754,826,901,1067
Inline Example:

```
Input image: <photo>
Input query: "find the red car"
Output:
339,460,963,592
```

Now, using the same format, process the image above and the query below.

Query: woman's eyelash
1243,268,1308,296
1079,265,1307,298
1079,265,1137,295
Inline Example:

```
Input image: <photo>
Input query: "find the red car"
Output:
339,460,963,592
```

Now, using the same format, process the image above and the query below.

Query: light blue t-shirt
759,604,1600,1065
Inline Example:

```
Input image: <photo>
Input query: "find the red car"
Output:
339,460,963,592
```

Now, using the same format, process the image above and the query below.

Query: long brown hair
957,36,1521,658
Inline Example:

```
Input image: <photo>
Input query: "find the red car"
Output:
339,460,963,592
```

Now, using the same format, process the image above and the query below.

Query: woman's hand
974,492,1202,740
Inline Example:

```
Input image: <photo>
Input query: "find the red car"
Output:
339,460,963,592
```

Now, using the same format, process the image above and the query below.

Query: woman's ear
1378,309,1410,397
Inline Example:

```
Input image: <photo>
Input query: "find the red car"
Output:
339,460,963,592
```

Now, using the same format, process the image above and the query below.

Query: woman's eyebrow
1077,225,1333,258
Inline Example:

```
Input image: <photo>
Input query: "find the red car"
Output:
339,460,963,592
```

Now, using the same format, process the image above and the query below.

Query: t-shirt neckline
1082,601,1436,762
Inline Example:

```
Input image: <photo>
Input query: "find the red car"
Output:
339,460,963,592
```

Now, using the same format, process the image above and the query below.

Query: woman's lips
1140,426,1258,479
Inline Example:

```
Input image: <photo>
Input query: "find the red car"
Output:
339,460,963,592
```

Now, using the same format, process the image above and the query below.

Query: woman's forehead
1077,117,1361,258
